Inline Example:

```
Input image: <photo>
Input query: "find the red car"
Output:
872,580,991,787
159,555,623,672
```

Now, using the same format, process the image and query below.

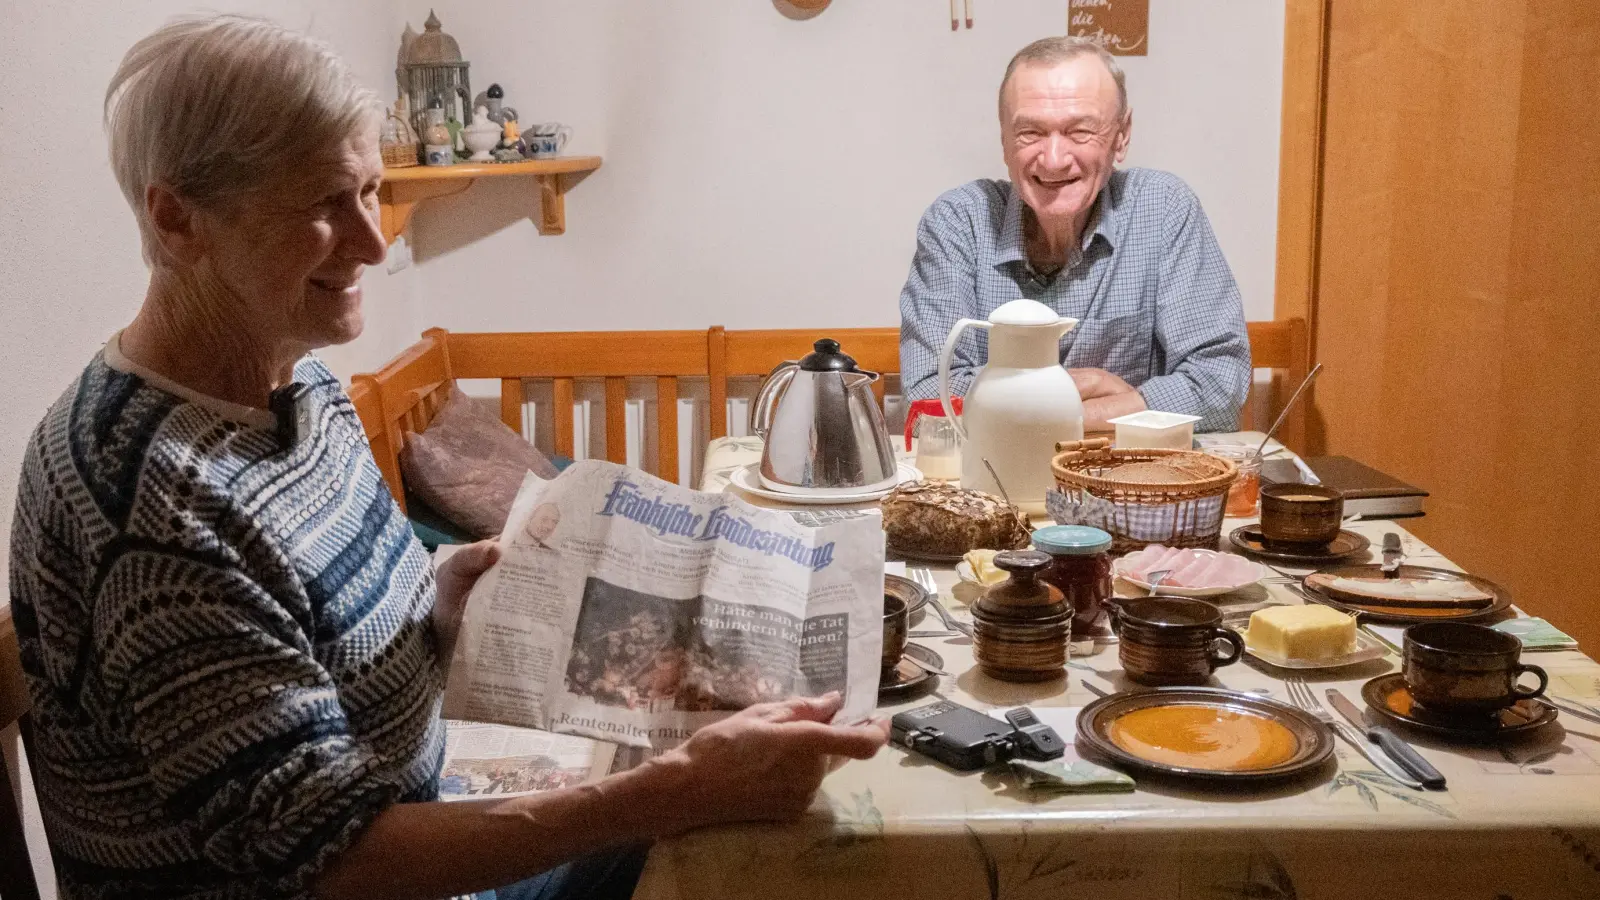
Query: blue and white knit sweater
9,340,444,899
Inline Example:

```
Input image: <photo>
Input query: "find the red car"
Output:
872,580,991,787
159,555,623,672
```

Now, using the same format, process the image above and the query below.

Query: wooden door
1277,1,1600,647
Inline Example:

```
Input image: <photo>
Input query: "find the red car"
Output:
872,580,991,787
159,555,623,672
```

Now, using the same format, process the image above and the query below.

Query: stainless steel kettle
750,339,898,492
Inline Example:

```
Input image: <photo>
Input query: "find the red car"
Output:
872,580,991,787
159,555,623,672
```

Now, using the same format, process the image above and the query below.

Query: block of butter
962,549,1007,586
1246,605,1357,660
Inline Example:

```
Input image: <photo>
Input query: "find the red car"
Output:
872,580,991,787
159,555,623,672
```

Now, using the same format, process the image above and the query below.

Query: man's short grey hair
998,36,1128,121
105,15,383,264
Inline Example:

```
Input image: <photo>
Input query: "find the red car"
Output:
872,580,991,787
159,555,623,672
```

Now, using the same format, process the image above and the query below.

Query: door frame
1273,0,1332,340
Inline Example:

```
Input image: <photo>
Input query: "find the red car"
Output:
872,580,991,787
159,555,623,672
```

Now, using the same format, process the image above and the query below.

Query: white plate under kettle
728,461,923,505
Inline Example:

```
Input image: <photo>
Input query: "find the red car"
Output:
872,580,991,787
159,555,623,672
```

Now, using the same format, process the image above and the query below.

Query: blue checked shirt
898,168,1251,432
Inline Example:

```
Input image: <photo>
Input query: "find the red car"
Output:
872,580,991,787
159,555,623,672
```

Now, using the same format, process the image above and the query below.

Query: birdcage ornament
397,10,474,144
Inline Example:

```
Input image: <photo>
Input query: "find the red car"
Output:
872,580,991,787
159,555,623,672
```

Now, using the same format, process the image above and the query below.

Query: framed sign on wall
1069,0,1149,56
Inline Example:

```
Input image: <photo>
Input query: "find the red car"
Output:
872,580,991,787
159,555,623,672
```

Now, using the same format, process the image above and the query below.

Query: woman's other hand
432,540,502,663
634,693,889,834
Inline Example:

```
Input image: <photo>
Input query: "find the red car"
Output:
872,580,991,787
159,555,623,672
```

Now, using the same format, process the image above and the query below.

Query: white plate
728,462,922,505
1238,628,1390,670
1113,556,1267,598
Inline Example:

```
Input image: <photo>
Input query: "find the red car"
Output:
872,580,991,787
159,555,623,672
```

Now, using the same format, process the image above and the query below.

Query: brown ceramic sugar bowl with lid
971,550,1072,682
1109,596,1246,686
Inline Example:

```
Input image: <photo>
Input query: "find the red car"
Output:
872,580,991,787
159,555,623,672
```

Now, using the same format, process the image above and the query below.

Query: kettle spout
1056,317,1081,338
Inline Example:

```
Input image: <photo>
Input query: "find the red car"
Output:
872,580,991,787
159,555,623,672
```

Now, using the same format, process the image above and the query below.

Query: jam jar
1032,525,1114,640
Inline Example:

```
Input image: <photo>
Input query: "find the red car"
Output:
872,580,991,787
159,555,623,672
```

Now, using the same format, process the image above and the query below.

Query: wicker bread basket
1049,438,1238,555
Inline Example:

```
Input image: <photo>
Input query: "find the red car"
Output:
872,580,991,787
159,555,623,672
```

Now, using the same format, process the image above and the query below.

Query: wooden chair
1243,318,1311,453
2,606,44,900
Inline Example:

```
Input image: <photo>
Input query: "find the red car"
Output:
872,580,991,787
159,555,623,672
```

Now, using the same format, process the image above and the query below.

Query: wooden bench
351,321,1307,507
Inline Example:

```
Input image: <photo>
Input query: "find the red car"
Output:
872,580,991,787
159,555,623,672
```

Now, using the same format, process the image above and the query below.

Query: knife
1381,532,1403,577
1327,688,1447,789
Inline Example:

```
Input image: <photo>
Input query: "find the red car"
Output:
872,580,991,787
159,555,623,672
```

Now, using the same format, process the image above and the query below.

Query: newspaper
439,721,616,799
442,459,885,750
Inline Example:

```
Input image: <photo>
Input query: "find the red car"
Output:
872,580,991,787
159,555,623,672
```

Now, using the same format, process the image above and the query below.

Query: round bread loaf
881,480,1031,557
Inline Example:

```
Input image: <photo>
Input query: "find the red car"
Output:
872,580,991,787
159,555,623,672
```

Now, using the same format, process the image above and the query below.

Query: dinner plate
1076,687,1334,783
1237,627,1390,670
1300,564,1511,625
1361,673,1557,741
1228,525,1371,565
877,643,943,703
1113,556,1268,598
728,461,921,504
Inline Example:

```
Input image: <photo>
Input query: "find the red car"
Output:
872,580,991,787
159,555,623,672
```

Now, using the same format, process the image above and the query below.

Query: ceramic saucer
1361,672,1558,740
1229,525,1371,565
877,643,943,703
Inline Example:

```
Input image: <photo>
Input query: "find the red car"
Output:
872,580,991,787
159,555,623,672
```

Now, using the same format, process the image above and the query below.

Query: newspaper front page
443,460,885,750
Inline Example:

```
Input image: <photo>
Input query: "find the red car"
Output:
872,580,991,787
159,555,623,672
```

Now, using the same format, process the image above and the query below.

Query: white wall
401,0,1284,333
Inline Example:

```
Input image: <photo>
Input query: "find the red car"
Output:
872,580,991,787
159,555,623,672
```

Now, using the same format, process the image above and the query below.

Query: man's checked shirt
898,168,1251,432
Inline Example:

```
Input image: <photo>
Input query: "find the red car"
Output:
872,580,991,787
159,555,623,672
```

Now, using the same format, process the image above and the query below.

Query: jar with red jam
1032,525,1114,640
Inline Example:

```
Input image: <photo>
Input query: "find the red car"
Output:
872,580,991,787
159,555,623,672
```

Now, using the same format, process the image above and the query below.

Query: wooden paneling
1307,0,1600,647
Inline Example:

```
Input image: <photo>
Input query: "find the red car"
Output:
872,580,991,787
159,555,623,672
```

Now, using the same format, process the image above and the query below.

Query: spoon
981,457,1012,505
1254,362,1324,458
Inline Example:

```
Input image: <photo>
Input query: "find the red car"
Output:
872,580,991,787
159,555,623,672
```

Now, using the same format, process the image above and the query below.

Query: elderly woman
8,15,886,900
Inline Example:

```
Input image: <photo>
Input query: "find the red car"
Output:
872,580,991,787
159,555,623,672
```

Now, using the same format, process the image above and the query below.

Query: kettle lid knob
799,338,859,372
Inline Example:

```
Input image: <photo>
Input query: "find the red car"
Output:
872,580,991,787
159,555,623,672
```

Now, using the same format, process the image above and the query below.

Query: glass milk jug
904,398,962,481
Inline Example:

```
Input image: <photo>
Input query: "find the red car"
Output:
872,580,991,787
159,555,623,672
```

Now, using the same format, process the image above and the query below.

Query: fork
1283,676,1422,789
910,567,973,638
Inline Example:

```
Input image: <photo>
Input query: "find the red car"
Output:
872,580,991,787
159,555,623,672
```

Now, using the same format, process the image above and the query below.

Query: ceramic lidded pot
971,550,1071,682
463,105,501,161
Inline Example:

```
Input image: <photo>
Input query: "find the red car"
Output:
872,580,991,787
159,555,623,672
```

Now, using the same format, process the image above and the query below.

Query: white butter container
1107,410,1203,450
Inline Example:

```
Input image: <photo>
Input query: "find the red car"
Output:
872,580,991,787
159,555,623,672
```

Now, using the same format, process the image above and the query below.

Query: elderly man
899,37,1251,433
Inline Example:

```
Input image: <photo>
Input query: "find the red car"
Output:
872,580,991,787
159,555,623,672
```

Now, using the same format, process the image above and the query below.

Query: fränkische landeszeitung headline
598,478,837,571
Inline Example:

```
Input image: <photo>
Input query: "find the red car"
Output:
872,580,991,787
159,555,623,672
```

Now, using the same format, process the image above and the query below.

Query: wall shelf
379,156,603,243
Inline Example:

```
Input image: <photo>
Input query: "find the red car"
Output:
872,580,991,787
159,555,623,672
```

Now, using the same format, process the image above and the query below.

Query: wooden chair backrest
448,328,713,484
2,606,44,900
1242,318,1311,452
351,319,1309,504
349,329,455,513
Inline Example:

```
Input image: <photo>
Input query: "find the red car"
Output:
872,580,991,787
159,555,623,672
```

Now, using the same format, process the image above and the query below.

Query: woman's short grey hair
105,15,382,264
998,36,1127,120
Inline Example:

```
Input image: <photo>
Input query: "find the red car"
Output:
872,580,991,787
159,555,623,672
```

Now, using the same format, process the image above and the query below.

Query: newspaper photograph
442,459,885,750
439,720,616,800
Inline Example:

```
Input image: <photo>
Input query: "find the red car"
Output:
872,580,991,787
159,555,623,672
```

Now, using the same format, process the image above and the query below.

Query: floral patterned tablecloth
628,436,1600,900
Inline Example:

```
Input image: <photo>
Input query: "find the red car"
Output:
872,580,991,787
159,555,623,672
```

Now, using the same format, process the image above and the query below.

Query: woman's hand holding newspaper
636,692,889,832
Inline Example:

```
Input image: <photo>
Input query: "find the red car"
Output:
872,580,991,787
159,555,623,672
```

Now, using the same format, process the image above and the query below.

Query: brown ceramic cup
1403,622,1548,716
1109,596,1245,686
1259,483,1344,546
882,592,909,679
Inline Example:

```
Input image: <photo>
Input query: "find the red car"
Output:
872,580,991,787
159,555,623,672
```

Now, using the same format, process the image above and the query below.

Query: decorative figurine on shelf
463,106,501,162
491,115,527,161
473,83,520,127
422,96,454,166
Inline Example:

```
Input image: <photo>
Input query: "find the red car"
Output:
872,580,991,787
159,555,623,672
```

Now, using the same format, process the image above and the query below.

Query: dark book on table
1259,455,1428,518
